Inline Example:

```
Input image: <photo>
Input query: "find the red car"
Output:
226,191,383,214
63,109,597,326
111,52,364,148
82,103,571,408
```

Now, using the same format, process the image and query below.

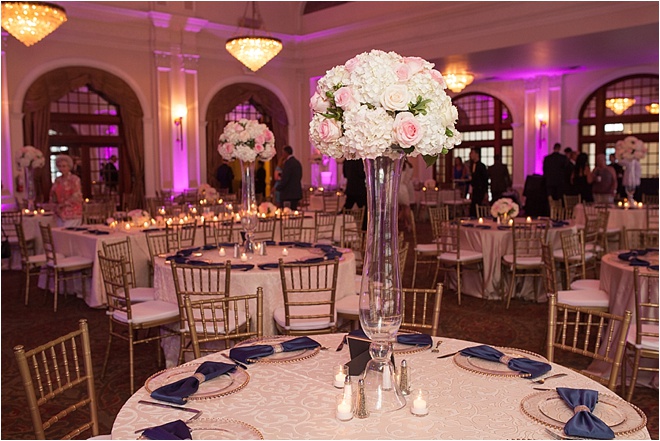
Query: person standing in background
468,148,488,217
453,156,470,198
273,155,284,205
543,143,568,201
592,153,617,203
215,157,234,194
277,145,303,210
103,155,119,193
488,153,511,202
609,153,625,199
342,159,366,210
568,152,594,203
398,158,415,232
50,155,83,228
255,161,266,204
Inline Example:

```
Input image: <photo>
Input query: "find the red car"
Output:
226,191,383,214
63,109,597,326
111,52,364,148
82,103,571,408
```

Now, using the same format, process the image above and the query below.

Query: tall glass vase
24,167,36,211
240,160,258,253
358,150,406,413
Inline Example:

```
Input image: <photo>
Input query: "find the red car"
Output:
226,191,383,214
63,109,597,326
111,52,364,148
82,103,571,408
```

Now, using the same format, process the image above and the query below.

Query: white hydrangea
217,119,276,162
16,146,46,169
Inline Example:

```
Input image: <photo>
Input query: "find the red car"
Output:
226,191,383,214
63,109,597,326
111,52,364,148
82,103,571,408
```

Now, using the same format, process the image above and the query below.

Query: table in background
4,213,56,270
111,334,650,440
573,204,648,229
153,246,356,366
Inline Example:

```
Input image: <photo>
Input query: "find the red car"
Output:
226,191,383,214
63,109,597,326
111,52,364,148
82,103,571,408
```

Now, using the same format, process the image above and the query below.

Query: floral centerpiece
197,183,219,202
127,209,152,227
491,198,519,221
16,145,46,169
615,136,645,202
258,202,278,217
423,178,437,190
309,49,461,413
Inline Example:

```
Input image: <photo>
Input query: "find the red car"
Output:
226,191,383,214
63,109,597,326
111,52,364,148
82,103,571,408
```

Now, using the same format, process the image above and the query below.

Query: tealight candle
213,215,219,221
508,219,513,226
478,218,484,224
124,223,131,230
294,210,299,216
336,396,353,421
526,216,532,223
624,202,630,208
143,221,150,228
33,210,38,215
24,209,30,214
638,202,643,208
333,365,347,388
39,208,45,214
85,198,89,203
282,247,289,256
618,201,623,207
219,247,226,257
240,253,248,262
411,389,429,416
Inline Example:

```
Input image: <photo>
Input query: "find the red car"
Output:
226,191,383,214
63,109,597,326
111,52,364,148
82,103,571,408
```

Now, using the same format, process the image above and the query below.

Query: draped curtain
206,83,288,187
22,67,144,203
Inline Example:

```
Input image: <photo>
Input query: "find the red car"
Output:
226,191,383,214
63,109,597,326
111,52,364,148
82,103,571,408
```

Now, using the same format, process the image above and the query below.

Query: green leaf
401,146,415,154
423,154,438,167
445,128,454,137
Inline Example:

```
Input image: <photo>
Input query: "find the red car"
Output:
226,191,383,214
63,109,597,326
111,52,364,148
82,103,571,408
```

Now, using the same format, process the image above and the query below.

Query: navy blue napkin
325,251,343,260
348,329,433,346
297,257,325,264
497,225,511,230
166,255,188,264
629,258,650,267
231,264,254,271
264,240,277,246
293,242,313,248
552,221,569,227
476,225,492,230
229,336,320,364
556,388,614,439
650,265,659,271
217,242,236,247
143,420,192,440
278,241,296,246
202,244,217,250
459,345,551,378
95,230,110,235
150,361,236,405
177,247,201,257
462,223,475,228
314,244,334,251
258,262,279,270
186,260,210,266
142,228,165,233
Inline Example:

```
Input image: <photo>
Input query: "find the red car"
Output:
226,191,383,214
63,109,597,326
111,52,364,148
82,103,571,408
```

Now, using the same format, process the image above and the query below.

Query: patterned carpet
1,224,657,439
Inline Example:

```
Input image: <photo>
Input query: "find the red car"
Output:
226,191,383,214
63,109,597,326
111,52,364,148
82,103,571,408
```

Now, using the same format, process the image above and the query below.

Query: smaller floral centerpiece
258,201,277,217
127,209,152,227
217,119,276,162
197,183,219,202
615,136,647,161
491,198,519,222
16,145,46,169
615,136,645,199
423,178,437,190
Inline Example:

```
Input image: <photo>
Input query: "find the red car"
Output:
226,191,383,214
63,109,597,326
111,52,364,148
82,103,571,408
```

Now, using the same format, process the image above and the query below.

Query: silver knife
437,351,459,359
137,400,200,414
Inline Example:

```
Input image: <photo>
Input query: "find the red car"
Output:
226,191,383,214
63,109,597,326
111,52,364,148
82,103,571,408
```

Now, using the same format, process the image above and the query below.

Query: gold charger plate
234,335,321,364
144,362,249,401
521,390,647,436
188,418,263,440
453,346,548,378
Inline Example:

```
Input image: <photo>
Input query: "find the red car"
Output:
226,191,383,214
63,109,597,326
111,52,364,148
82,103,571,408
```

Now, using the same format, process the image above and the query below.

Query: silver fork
532,373,568,384
431,340,443,353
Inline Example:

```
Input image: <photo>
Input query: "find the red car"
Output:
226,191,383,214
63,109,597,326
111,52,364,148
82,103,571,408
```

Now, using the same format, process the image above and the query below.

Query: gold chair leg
129,328,135,394
505,266,515,309
412,257,419,288
53,270,59,312
24,268,30,306
101,321,113,379
625,350,642,402
456,263,462,306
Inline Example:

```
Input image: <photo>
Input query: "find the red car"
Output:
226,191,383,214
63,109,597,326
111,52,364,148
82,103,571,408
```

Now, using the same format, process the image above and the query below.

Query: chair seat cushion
626,324,659,350
48,255,94,270
28,253,64,265
437,249,483,263
415,243,437,254
273,305,336,331
113,300,179,325
336,295,359,315
556,289,609,308
124,287,157,303
502,255,543,267
570,279,601,291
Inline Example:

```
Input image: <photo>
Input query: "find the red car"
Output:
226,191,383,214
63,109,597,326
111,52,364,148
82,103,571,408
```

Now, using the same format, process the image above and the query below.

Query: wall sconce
645,103,659,115
173,105,187,149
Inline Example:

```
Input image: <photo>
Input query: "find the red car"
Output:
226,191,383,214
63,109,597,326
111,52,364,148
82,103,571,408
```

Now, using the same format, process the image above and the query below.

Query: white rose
380,85,411,111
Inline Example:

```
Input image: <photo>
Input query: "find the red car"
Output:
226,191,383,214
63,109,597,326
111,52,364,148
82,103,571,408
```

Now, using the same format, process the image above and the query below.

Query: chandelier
605,97,635,115
1,2,67,47
645,103,659,115
226,2,282,72
443,73,474,93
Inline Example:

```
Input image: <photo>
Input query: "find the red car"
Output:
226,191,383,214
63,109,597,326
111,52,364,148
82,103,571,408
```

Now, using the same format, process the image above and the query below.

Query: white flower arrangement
309,50,461,163
423,178,437,189
615,136,646,160
16,146,46,169
106,216,116,226
197,183,219,201
258,202,278,216
127,209,151,226
217,119,277,162
490,198,519,219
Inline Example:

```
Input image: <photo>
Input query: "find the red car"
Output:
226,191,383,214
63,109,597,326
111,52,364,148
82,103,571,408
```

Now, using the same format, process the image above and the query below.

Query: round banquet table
449,219,576,301
153,245,356,367
573,204,648,230
111,334,650,440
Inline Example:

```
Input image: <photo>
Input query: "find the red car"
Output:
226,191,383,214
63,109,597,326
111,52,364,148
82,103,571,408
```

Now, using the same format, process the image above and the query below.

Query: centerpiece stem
24,166,36,211
240,160,258,253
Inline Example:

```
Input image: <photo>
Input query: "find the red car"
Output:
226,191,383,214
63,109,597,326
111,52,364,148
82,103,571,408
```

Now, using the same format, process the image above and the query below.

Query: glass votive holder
333,365,347,388
410,389,429,416
219,247,226,257
335,395,353,421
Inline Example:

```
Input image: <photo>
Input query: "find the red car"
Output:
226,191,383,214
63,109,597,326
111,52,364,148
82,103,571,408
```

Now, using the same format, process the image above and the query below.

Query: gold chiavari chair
166,220,197,250
340,206,365,249
646,204,659,231
502,219,549,309
16,223,60,306
621,268,659,401
183,288,264,359
410,210,440,289
400,283,444,336
548,196,563,213
550,206,573,221
416,186,439,220
14,319,102,439
171,261,232,364
251,217,278,242
428,205,450,224
563,194,582,212
546,293,631,392
475,204,491,219
102,238,155,302
622,227,658,250
145,230,175,286
642,194,659,206
553,230,599,291
98,254,179,393
314,211,336,244
322,191,342,213
274,258,339,335
203,219,234,246
82,201,112,225
280,213,305,242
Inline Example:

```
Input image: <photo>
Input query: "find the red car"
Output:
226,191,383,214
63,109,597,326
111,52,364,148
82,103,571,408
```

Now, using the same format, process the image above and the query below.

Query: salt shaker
399,359,410,395
260,241,267,255
233,244,240,258
354,379,369,419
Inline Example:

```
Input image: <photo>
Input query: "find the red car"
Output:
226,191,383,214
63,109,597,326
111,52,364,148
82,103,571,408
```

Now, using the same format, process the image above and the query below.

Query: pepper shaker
399,359,410,395
354,379,369,419
233,243,240,258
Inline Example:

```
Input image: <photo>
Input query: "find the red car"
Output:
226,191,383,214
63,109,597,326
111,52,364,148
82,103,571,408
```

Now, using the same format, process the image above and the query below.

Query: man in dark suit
277,145,303,210
342,159,367,210
468,148,488,217
543,143,569,201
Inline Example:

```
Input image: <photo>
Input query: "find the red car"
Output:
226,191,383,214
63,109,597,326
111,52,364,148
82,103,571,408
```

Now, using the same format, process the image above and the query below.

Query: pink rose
395,63,412,82
255,144,265,153
334,86,358,110
404,57,425,75
392,112,423,148
429,69,447,88
317,118,342,143
345,56,360,72
255,134,266,145
310,92,330,113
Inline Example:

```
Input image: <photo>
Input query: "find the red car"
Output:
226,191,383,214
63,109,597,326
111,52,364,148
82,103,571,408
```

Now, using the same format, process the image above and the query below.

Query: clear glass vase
24,167,36,211
358,151,406,413
240,161,258,253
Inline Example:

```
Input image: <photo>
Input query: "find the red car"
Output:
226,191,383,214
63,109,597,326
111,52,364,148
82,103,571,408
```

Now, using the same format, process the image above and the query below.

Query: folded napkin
177,247,201,257
497,225,511,230
348,329,433,346
229,336,320,364
202,244,217,250
459,345,551,379
297,257,325,264
618,250,649,262
556,387,614,439
264,240,277,246
462,223,475,228
258,262,280,270
231,263,254,271
552,221,569,227
186,260,210,266
293,242,313,248
476,225,492,230
628,258,650,267
646,247,659,252
166,255,188,264
314,244,335,250
94,230,110,235
217,242,236,247
142,420,192,440
142,228,165,233
324,251,343,260
151,361,236,405
278,241,296,246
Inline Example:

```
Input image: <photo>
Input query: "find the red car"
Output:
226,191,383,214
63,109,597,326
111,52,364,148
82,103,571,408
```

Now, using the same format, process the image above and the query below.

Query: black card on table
346,334,395,376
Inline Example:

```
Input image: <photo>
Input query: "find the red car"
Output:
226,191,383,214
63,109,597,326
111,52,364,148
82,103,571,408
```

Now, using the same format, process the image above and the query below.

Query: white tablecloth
154,245,356,366
573,204,648,230
4,213,56,270
111,334,650,440
450,220,576,301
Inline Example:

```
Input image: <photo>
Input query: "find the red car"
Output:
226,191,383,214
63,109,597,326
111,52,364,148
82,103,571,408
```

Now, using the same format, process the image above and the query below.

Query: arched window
436,93,513,189
578,74,659,177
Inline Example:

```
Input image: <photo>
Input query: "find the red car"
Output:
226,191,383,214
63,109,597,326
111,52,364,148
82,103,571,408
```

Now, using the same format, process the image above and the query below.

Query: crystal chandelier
226,2,282,72
1,2,67,47
443,73,474,93
645,103,659,115
605,97,635,115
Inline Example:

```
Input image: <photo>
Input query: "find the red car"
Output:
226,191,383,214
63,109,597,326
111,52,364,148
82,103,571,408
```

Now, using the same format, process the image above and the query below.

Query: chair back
1,209,21,241
82,201,111,225
642,194,659,206
563,194,582,211
431,218,461,256
252,217,277,241
166,221,197,250
314,211,336,243
39,223,60,266
14,222,31,268
546,293,631,391
632,267,659,347
145,230,173,260
428,205,450,224
475,204,491,219
340,206,365,248
102,238,137,288
511,219,549,259
277,258,340,335
203,219,233,246
541,243,559,296
559,230,587,286
98,253,136,318
183,288,264,359
622,227,656,250
593,193,614,204
280,213,305,242
400,283,443,335
550,206,573,221
322,191,342,213
647,205,659,230
13,319,99,439
548,197,563,211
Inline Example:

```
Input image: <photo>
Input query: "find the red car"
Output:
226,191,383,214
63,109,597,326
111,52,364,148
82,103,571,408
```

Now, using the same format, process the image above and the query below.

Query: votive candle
526,216,532,223
240,253,248,262
219,247,226,257
411,389,429,416
282,248,289,256
478,218,484,224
